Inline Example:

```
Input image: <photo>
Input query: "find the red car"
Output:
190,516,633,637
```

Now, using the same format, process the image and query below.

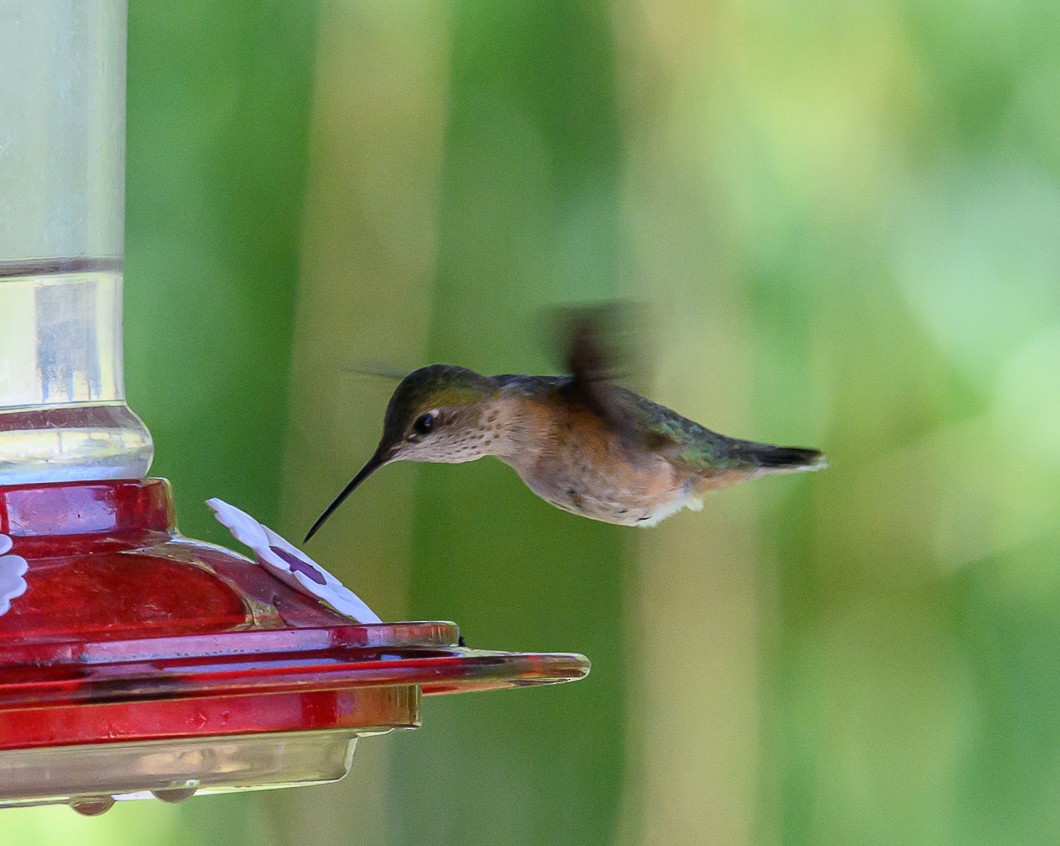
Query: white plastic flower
0,533,28,617
206,499,382,624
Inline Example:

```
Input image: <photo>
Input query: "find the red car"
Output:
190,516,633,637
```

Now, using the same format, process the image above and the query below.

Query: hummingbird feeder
0,1,588,814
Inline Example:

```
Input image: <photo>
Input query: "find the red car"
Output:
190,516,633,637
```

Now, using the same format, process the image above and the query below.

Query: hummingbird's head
377,364,499,463
304,365,498,542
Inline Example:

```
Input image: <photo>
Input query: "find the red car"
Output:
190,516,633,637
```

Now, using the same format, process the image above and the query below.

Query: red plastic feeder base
0,479,589,812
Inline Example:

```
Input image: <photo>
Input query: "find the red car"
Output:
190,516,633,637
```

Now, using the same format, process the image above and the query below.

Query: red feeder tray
0,478,589,813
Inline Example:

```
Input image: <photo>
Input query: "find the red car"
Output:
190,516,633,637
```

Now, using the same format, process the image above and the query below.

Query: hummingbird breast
492,387,698,527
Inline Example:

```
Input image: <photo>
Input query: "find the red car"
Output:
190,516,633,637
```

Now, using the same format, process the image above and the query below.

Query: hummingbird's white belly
521,470,703,527
631,489,704,527
502,445,702,528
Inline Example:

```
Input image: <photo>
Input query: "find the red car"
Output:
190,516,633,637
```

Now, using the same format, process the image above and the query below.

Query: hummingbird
304,314,825,541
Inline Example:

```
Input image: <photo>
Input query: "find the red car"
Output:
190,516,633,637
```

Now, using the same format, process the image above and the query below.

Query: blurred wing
564,310,616,419
337,361,410,382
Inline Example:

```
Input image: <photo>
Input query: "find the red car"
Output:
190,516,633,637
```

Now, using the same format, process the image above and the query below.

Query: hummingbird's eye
412,413,435,436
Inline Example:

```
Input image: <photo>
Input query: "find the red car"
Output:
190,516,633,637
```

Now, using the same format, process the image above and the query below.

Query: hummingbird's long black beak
303,446,389,543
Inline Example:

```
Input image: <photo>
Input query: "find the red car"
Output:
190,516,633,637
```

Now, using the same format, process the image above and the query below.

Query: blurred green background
6,0,1060,843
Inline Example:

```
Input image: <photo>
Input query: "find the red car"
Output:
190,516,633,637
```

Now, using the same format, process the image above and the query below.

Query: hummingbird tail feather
731,442,827,473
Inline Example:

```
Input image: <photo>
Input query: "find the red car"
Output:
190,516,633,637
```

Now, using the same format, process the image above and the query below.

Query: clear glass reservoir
0,1,152,483
0,259,152,483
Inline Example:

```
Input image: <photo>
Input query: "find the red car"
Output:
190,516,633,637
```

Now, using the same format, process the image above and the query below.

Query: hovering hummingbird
305,314,825,541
